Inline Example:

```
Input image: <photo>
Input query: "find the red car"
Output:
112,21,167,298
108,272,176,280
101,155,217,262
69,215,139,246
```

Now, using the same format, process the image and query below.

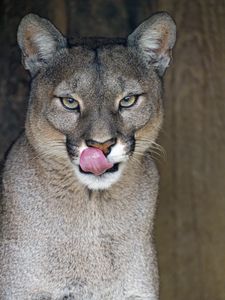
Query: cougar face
18,13,176,190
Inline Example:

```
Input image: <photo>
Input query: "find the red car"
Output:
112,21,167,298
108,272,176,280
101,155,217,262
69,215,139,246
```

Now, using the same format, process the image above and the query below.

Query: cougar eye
60,97,80,111
119,95,138,108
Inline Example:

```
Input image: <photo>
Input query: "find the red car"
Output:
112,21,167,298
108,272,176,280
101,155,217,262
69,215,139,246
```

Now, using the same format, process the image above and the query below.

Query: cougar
0,12,176,300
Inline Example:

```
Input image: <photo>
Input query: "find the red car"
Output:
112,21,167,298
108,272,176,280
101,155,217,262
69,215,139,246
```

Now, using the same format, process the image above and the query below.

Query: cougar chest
40,191,131,286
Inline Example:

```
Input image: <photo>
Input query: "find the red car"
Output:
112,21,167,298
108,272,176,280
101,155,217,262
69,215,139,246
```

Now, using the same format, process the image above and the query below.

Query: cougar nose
85,138,117,155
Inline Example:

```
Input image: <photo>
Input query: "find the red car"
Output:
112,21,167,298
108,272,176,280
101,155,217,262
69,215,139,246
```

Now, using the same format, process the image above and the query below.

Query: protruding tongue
80,147,113,176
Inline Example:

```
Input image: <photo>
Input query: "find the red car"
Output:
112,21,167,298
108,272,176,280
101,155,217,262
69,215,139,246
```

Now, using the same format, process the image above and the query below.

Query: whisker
132,149,163,163
135,138,167,160
28,142,67,163
129,155,143,168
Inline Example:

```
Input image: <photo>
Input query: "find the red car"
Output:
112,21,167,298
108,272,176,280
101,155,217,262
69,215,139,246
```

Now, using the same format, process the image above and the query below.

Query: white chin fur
73,164,125,190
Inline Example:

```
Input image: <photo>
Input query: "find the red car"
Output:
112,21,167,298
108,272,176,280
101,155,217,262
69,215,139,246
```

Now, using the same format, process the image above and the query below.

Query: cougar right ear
128,12,176,76
17,14,67,76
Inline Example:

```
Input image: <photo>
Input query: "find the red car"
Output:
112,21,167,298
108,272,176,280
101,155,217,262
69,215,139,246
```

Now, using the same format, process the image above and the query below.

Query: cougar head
17,13,176,190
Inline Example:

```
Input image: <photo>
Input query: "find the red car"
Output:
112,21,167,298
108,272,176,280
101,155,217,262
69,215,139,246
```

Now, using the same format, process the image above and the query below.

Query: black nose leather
85,138,116,155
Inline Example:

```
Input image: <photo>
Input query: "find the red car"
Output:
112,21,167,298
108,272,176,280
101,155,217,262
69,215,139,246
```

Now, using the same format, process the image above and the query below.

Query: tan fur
0,12,176,300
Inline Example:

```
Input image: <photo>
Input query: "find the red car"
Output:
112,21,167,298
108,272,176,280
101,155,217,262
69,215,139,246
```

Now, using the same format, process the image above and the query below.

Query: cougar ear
17,14,67,76
128,12,176,76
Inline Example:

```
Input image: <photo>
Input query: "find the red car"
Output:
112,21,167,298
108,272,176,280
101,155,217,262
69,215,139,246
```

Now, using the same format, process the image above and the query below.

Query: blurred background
0,0,225,299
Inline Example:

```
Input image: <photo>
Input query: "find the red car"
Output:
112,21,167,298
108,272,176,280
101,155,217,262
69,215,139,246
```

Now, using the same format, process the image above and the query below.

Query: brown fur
0,12,176,300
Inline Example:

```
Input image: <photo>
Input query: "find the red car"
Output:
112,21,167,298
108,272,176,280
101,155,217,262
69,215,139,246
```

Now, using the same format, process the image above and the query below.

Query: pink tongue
80,147,113,176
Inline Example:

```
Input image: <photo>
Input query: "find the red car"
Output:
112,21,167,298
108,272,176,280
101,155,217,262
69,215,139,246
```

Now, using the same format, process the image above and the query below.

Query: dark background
0,1,225,299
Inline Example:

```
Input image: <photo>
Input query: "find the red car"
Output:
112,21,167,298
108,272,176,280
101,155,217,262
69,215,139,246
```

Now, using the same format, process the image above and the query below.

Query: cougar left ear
17,14,67,76
128,12,176,76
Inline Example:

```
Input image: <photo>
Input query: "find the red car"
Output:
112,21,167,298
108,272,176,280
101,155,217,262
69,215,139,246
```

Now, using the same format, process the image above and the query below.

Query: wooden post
155,1,225,299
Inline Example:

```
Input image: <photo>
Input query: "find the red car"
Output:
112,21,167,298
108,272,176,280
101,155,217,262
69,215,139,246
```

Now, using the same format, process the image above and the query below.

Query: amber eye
119,95,139,108
60,97,80,111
